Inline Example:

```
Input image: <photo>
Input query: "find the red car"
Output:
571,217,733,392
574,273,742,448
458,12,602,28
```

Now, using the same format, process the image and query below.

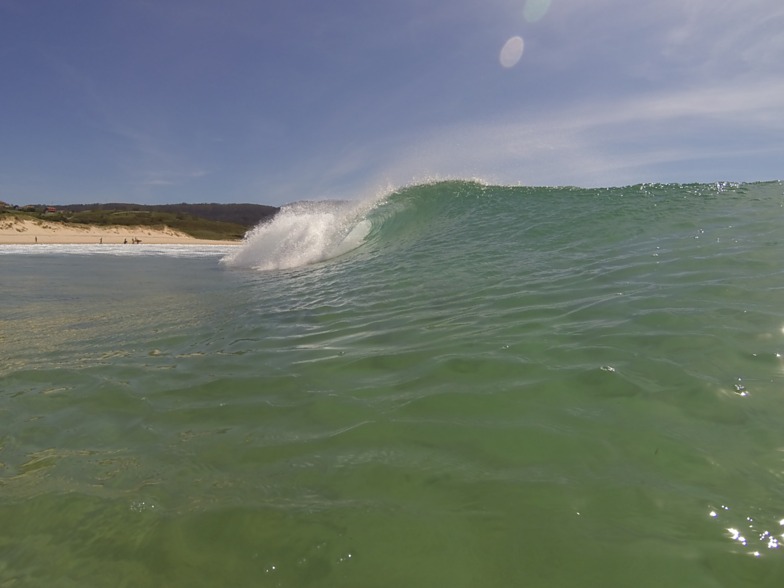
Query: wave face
225,179,779,275
5,179,784,586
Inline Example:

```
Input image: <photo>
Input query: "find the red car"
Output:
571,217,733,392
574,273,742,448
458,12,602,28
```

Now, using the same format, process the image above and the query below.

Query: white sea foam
0,243,237,258
221,199,376,271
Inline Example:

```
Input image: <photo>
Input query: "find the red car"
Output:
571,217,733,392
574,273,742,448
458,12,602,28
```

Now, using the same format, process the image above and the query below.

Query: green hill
3,202,279,241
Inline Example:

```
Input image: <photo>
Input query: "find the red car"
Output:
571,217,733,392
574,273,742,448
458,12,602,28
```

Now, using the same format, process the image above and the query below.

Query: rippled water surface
2,182,784,586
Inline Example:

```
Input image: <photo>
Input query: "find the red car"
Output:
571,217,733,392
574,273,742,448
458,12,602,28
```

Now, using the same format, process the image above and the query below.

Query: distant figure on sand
99,237,103,244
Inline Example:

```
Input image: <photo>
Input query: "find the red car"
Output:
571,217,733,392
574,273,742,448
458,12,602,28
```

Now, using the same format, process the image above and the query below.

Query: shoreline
0,218,241,246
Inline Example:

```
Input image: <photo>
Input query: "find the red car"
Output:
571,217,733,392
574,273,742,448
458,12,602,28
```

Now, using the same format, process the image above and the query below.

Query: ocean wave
220,199,377,271
220,179,778,271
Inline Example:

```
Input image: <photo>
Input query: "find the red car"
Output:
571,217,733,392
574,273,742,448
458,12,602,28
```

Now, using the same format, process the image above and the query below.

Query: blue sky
2,0,783,205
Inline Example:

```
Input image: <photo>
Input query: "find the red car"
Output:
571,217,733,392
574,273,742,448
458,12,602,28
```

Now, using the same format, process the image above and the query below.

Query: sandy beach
0,217,241,245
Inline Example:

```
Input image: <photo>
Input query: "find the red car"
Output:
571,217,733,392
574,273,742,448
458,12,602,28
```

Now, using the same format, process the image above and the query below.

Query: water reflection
710,504,783,557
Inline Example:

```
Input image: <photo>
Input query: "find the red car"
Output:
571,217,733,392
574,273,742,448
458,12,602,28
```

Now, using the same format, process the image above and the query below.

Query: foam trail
221,199,374,271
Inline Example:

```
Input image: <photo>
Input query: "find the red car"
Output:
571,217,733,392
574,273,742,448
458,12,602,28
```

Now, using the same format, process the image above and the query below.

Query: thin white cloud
40,51,214,193
265,77,784,201
661,0,784,70
572,80,784,130
5,0,783,204
318,0,784,194
358,78,784,189
525,0,784,84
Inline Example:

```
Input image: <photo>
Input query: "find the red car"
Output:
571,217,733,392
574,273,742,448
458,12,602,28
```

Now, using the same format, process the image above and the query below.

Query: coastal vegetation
0,202,279,241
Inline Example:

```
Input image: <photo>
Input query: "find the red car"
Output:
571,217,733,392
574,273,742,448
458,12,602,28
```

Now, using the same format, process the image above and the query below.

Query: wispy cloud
3,0,782,204
309,0,784,195
38,49,215,191
355,78,784,190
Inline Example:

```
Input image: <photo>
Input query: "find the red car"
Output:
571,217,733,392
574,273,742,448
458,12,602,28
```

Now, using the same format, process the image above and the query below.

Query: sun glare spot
500,36,525,68
524,0,552,23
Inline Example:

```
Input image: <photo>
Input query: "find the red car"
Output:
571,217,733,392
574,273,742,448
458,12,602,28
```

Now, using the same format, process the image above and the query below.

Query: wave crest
220,200,373,271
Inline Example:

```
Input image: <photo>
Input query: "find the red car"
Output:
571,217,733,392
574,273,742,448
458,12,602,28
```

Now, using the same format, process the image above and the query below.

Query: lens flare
524,0,552,23
499,36,525,68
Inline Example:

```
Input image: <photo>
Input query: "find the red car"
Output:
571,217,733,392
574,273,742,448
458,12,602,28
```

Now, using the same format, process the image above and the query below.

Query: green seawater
2,181,784,586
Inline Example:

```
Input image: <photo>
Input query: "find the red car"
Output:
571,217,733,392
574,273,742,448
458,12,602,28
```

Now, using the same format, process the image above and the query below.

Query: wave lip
221,200,373,271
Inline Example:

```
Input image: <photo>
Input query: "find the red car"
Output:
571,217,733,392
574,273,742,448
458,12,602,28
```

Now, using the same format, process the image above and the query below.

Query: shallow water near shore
2,181,784,586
